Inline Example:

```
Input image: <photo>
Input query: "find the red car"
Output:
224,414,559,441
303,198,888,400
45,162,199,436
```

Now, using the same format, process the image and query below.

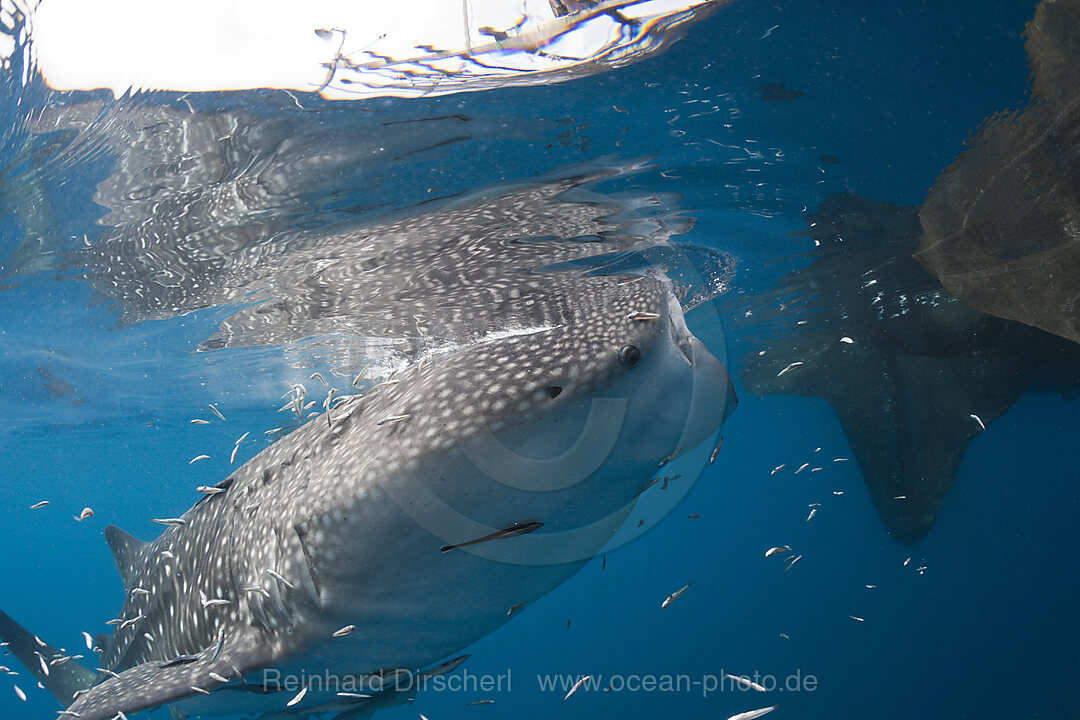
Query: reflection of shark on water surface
13,101,734,367
736,193,1080,545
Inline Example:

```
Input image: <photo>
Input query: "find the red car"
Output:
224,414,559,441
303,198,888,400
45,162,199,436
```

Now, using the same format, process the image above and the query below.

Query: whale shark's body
2,107,735,716
1,265,735,719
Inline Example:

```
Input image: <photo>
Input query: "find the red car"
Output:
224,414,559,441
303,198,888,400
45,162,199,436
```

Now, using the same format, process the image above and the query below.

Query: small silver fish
725,673,767,693
208,404,226,421
76,507,94,521
764,546,790,558
709,437,723,464
850,615,864,622
286,685,308,706
375,414,411,426
770,464,785,475
563,675,592,701
783,554,803,572
29,501,49,510
724,706,777,720
661,583,691,609
189,455,210,464
795,463,810,474
970,413,986,431
806,508,817,522
119,614,144,630
196,486,225,495
331,625,355,638
190,419,210,424
151,518,186,526
777,361,804,376
265,569,295,590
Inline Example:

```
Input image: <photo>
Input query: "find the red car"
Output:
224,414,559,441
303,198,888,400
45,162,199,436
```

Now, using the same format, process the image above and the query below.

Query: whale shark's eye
548,386,563,399
619,345,641,367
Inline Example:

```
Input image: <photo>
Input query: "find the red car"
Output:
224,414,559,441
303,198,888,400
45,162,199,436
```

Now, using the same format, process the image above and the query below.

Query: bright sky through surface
4,0,713,98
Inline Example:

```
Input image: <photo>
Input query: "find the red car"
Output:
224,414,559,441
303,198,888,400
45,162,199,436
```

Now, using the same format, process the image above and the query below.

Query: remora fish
0,272,735,720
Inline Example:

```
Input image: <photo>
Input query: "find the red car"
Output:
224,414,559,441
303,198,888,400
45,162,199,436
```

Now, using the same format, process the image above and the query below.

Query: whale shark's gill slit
439,521,544,553
293,523,323,603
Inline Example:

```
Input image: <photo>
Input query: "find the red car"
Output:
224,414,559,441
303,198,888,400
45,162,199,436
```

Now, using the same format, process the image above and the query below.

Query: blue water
1,1,1078,719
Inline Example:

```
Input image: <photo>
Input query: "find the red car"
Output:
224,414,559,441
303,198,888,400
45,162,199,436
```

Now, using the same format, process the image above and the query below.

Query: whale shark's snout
664,287,737,454
686,333,737,421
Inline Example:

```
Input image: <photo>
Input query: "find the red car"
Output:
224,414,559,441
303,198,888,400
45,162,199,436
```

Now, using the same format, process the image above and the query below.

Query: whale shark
733,193,1080,544
0,253,735,719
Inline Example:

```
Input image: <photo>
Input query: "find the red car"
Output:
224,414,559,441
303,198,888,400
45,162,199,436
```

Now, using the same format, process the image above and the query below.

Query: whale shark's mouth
666,288,696,367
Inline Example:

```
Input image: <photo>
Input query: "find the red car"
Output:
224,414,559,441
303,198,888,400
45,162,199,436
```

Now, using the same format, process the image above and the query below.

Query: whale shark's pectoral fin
66,632,273,720
0,609,98,707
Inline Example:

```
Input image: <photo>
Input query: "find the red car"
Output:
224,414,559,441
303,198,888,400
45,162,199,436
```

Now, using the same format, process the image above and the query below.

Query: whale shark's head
374,269,736,562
